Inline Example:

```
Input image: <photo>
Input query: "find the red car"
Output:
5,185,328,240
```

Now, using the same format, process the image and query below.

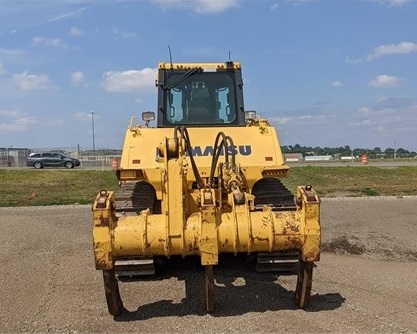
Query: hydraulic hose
174,126,205,189
209,132,236,188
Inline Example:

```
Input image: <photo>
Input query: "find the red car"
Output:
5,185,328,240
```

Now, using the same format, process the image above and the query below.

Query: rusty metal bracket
95,190,109,209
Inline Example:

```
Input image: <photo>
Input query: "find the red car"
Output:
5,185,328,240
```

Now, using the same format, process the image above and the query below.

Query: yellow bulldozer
92,61,321,316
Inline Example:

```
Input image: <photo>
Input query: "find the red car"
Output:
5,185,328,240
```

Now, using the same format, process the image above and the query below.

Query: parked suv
26,152,81,169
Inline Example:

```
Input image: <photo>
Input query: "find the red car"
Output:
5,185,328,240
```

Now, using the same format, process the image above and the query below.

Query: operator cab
156,62,246,127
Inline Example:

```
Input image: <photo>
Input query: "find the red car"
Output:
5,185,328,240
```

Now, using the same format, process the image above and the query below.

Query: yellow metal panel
166,158,185,254
183,212,201,254
119,169,140,180
112,212,168,257
119,127,286,170
297,186,321,262
199,200,219,266
92,191,115,269
93,227,112,269
118,126,288,193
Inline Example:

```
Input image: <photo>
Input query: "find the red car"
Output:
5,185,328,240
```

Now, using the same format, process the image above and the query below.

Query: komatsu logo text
188,145,252,157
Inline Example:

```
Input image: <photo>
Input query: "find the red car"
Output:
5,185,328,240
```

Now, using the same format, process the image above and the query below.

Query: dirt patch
322,234,417,262
322,235,366,255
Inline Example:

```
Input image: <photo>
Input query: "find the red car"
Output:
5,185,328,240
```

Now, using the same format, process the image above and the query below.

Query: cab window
166,73,236,125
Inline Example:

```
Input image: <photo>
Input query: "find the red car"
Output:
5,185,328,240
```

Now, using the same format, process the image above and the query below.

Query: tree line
281,144,417,159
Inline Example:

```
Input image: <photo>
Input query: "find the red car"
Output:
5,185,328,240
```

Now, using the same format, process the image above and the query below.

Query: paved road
2,157,417,171
0,197,416,333
287,159,417,168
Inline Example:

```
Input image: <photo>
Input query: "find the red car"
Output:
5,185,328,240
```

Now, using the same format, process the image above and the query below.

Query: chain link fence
0,148,122,169
0,148,31,167
75,150,122,168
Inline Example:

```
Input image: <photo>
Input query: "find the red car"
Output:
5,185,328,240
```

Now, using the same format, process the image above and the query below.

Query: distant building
0,147,31,167
304,155,333,161
284,153,304,162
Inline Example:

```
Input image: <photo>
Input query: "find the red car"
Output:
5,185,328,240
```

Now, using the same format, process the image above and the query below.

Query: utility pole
91,111,96,160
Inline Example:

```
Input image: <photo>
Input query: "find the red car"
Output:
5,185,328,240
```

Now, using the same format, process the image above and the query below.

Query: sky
1,0,417,152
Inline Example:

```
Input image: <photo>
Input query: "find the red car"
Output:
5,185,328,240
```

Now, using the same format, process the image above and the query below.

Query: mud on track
0,197,416,333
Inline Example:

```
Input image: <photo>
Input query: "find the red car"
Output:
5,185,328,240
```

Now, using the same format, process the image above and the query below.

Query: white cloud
367,41,417,60
0,118,38,132
376,0,410,7
0,63,6,75
71,71,85,84
112,27,137,39
152,0,239,14
272,115,313,125
347,41,417,64
0,48,24,57
390,0,409,6
286,0,314,6
353,95,417,137
12,71,53,91
272,96,417,149
357,107,370,115
368,75,401,88
0,108,26,118
376,96,413,109
49,7,88,22
75,112,93,122
0,123,27,133
70,26,84,37
32,36,70,49
0,109,38,133
345,56,363,64
14,116,38,126
332,80,344,87
101,68,158,93
270,3,279,10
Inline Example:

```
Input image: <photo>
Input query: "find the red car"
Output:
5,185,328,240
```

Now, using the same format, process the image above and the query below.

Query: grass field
0,170,119,207
282,165,417,197
0,166,416,207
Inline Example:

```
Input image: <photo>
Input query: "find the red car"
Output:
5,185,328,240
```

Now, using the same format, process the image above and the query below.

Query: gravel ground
0,197,416,333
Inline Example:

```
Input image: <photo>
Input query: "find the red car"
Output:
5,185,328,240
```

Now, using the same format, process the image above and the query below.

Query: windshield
165,72,237,125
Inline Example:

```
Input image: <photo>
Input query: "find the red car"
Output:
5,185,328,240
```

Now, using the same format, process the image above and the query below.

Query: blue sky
1,0,417,152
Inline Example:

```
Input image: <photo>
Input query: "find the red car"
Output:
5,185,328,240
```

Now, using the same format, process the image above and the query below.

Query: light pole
91,111,96,160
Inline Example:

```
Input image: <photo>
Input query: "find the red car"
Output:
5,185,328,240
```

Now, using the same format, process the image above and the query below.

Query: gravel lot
0,197,416,333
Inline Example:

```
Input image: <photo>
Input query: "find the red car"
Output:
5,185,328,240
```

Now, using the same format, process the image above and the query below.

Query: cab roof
158,62,241,71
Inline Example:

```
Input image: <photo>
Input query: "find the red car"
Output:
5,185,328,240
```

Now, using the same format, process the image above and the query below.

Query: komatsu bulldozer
92,61,321,316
